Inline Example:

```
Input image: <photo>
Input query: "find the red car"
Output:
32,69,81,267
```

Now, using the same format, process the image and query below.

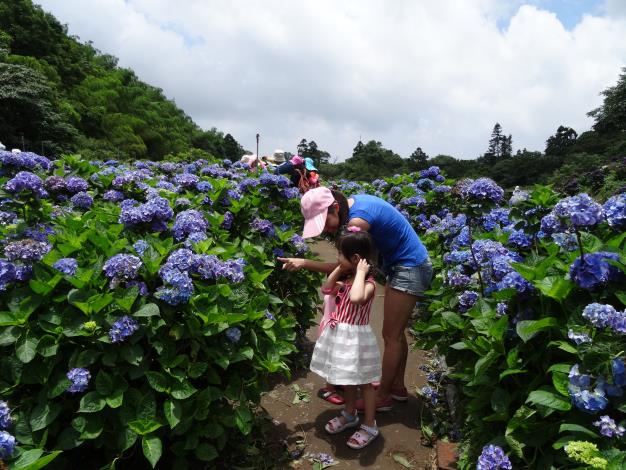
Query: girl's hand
356,258,370,275
277,257,305,271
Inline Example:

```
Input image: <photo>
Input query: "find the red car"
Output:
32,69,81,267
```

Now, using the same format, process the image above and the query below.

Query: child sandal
325,410,359,434
318,387,345,405
347,423,379,449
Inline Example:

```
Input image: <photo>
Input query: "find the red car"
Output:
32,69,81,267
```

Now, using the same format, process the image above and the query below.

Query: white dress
310,279,381,385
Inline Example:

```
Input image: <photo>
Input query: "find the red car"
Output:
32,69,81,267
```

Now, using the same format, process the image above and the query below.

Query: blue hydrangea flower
185,231,208,248
0,430,16,459
103,254,142,283
568,364,608,413
225,327,242,343
70,191,93,209
603,193,625,230
613,359,626,387
221,211,234,230
290,234,308,255
103,189,125,202
570,252,622,290
481,208,511,231
172,209,208,240
133,240,149,256
127,280,149,296
554,193,604,227
109,315,139,343
540,213,566,236
173,172,199,189
0,149,51,172
593,415,625,438
4,171,48,198
14,265,32,282
0,259,17,291
552,232,578,251
476,445,512,470
250,217,275,237
507,229,532,249
496,302,508,317
567,329,591,345
509,187,530,206
53,258,78,276
66,368,91,393
458,290,479,312
582,303,617,329
0,401,11,429
466,178,504,203
264,311,275,321
496,271,534,294
281,187,300,199
4,239,52,262
65,176,89,193
44,175,66,193
196,181,213,193
419,386,439,405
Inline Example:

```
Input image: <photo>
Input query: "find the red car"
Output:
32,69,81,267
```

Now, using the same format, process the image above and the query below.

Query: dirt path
261,241,436,469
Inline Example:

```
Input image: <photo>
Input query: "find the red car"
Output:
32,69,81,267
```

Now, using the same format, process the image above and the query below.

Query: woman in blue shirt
278,187,432,412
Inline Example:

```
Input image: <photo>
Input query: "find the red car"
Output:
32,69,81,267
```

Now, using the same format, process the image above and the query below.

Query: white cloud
36,0,626,159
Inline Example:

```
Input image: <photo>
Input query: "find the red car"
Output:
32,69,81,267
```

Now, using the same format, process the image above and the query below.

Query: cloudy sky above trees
38,0,626,160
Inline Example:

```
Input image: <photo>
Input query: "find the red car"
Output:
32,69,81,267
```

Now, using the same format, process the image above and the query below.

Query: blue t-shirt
348,194,428,270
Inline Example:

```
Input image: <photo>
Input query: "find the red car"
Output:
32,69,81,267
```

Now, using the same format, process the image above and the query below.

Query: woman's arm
277,257,338,274
349,259,375,305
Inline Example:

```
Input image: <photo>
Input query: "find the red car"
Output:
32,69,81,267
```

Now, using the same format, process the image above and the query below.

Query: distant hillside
0,0,239,160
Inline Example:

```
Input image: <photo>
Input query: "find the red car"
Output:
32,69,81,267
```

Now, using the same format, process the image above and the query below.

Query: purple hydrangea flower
0,260,16,291
133,240,149,256
554,193,604,227
0,210,17,225
400,195,426,208
173,172,199,189
172,209,208,240
593,415,625,438
281,187,300,199
250,217,275,237
221,211,234,230
119,196,174,230
4,239,52,262
4,171,47,198
127,280,149,296
53,258,78,276
0,430,16,459
0,149,51,172
507,229,532,249
466,178,504,203
496,271,534,294
582,303,617,329
103,189,125,202
103,254,142,283
552,233,578,251
109,315,139,343
70,191,93,209
290,234,308,255
273,248,285,257
265,311,276,321
0,401,11,429
612,359,626,387
603,193,625,230
540,213,566,236
496,302,508,317
477,445,512,470
196,181,213,193
419,166,440,179
14,265,32,281
175,197,191,207
226,326,242,343
66,368,91,393
458,290,479,312
419,386,439,405
570,252,622,290
65,176,89,194
568,329,591,345
44,175,66,193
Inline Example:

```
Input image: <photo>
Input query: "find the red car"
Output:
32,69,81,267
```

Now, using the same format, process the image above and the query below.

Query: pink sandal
325,410,359,434
318,387,345,405
347,423,379,449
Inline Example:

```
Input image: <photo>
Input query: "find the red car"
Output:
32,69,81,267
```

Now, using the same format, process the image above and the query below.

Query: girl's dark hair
336,230,375,267
329,190,349,225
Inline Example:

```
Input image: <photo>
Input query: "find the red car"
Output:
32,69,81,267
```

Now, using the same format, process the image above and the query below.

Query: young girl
309,227,381,449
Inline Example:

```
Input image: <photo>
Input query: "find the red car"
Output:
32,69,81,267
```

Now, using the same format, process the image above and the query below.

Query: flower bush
0,152,322,468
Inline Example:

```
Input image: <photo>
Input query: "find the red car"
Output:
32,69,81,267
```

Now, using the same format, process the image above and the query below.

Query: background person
278,187,432,412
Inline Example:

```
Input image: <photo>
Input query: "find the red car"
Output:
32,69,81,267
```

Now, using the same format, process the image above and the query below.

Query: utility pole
21,134,25,151
256,133,260,160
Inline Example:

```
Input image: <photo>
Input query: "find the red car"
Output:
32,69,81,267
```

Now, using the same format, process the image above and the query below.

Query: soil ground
260,241,436,469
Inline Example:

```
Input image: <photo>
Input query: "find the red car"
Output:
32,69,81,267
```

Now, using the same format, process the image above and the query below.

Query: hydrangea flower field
0,149,625,468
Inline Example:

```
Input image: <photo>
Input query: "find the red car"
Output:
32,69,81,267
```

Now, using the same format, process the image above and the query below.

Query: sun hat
304,157,318,171
271,149,286,163
290,155,304,166
301,187,335,238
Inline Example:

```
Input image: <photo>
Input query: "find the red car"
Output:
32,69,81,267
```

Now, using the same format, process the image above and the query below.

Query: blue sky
36,0,626,160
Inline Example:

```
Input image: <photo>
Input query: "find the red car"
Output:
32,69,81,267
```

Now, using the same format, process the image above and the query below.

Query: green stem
467,219,485,296
575,229,585,261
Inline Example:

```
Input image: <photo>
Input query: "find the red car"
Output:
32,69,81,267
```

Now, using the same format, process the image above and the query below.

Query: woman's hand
356,258,370,276
277,257,306,271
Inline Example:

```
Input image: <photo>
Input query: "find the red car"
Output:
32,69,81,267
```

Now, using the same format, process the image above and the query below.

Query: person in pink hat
278,187,432,412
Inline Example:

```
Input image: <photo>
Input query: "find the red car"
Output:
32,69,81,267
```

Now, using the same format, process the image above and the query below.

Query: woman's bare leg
378,285,419,399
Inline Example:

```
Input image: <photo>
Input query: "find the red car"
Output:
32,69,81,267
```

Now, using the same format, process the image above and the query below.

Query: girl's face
338,251,358,272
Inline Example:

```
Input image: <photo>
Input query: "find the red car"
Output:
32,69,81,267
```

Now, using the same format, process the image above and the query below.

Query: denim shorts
386,260,433,297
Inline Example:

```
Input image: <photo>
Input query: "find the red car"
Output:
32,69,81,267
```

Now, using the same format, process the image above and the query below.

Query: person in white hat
278,187,433,413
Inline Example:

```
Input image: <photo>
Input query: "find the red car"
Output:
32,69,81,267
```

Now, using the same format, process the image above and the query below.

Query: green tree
408,146,428,171
223,133,244,161
545,125,577,155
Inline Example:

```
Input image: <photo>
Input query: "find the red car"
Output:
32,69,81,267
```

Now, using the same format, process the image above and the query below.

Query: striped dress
310,278,381,385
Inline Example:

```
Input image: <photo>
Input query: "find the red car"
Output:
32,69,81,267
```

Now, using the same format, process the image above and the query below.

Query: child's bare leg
343,385,357,415
360,383,376,427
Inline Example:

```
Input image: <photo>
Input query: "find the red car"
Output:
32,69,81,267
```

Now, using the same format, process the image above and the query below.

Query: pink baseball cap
290,155,304,166
301,187,335,238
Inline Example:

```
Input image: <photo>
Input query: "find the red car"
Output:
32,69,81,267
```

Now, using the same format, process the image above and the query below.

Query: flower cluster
593,415,625,438
0,150,51,173
4,171,48,198
569,251,622,290
66,368,91,393
465,178,504,203
70,191,93,209
250,217,276,237
103,254,142,284
172,209,208,240
603,193,625,230
568,364,608,413
476,445,512,470
109,315,139,343
582,303,626,334
53,257,78,276
419,386,439,405
65,176,89,193
0,430,15,459
290,234,309,255
0,401,11,429
458,290,479,312
225,326,242,343
119,196,174,231
4,239,52,262
554,193,604,227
